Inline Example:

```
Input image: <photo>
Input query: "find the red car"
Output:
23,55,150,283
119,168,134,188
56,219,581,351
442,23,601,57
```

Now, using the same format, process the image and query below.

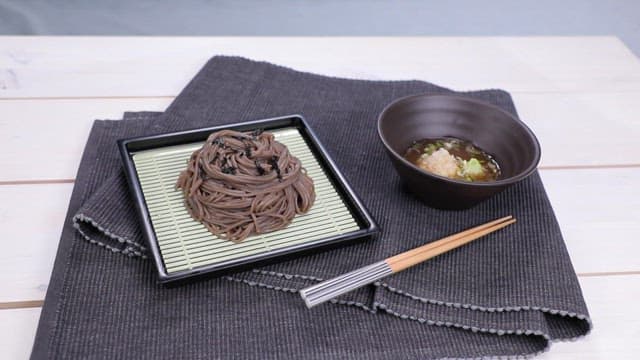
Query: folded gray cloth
33,57,591,359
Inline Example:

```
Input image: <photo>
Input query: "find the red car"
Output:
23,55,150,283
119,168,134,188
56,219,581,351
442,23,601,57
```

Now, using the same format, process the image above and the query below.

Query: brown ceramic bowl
377,94,541,210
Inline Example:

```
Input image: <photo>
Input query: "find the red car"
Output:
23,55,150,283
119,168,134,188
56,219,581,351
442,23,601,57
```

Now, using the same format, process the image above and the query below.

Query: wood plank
1,37,639,98
0,168,638,302
537,275,640,359
0,183,72,303
516,92,640,167
540,168,640,274
3,275,638,359
1,90,640,181
0,307,40,360
0,98,171,181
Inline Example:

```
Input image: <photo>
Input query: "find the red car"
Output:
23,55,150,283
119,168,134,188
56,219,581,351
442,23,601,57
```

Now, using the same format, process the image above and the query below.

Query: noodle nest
176,129,315,242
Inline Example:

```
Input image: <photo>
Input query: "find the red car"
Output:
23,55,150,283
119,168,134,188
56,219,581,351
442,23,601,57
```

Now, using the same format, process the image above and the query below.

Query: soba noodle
176,129,315,242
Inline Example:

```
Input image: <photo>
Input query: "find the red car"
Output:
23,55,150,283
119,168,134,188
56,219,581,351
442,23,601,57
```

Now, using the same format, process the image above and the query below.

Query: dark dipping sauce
404,137,501,182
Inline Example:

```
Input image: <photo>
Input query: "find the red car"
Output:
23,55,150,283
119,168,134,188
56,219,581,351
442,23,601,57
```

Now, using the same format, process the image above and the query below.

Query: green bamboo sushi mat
132,127,361,274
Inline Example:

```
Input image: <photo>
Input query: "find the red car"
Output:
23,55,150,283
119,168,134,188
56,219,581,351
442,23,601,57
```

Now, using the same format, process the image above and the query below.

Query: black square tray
118,115,379,285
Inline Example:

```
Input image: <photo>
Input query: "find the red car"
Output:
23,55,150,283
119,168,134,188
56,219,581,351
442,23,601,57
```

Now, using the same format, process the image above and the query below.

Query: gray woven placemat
32,57,591,359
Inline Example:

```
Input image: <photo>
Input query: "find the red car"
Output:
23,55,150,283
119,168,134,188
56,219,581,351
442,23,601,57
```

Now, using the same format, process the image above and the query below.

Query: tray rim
117,114,379,285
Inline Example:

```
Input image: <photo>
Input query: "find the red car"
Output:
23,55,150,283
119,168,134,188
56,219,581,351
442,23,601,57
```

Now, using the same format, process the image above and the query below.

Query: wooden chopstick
299,215,516,308
386,215,515,273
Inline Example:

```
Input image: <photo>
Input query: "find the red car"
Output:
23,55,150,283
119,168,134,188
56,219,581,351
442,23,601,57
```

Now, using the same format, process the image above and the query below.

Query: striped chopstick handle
299,261,393,308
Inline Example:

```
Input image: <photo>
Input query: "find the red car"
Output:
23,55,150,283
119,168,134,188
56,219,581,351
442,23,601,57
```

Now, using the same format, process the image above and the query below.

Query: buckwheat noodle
176,129,315,242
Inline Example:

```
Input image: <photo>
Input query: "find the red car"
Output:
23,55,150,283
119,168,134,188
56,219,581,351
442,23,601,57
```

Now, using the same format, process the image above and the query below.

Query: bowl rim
376,93,542,187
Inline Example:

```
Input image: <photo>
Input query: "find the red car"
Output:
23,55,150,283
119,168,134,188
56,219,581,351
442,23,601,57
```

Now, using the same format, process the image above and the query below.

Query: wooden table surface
0,36,639,359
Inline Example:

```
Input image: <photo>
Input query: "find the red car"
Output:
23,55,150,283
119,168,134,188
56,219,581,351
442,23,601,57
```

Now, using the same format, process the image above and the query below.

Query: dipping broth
404,137,500,182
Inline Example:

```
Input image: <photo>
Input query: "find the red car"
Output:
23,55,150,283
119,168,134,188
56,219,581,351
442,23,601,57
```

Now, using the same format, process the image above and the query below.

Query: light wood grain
0,307,40,360
1,90,640,181
1,37,639,99
517,92,640,167
537,275,640,359
540,168,640,274
0,183,72,302
0,98,171,181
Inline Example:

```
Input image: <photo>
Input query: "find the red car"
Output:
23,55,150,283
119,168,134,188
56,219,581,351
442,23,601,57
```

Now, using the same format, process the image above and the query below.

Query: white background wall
1,0,639,55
